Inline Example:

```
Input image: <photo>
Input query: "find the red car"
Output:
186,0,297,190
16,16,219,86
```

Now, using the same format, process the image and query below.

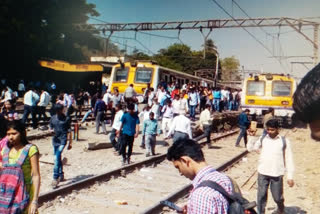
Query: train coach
108,60,218,95
241,73,297,126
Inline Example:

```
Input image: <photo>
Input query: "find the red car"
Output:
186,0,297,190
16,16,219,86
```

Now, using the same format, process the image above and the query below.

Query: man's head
266,119,280,138
149,112,155,120
127,103,135,114
244,109,250,115
115,103,122,111
167,139,205,180
293,63,320,141
55,104,64,115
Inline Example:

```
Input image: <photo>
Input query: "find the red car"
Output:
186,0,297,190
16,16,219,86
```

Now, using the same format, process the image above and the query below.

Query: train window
135,67,153,83
247,81,265,96
272,81,291,96
114,67,129,82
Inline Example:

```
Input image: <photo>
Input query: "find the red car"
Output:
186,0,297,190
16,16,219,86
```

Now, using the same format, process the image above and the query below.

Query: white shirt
18,83,25,91
112,110,124,130
63,93,72,107
199,109,212,126
247,134,294,179
162,105,174,119
103,92,113,105
221,89,229,101
23,90,39,106
172,99,181,114
4,90,12,101
167,114,192,139
151,103,160,120
157,90,166,103
38,91,50,107
148,92,155,107
139,110,151,121
180,98,189,112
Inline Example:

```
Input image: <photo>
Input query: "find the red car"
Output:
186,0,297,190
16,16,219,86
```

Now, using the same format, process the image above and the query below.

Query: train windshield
247,81,265,96
272,81,291,96
114,67,129,82
135,67,153,83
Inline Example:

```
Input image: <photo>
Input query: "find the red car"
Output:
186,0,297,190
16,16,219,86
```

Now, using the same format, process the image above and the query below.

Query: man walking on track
235,109,250,147
247,119,294,214
117,103,140,165
49,104,72,189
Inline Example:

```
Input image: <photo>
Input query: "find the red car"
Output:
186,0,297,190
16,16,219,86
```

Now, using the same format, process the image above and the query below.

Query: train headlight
281,101,289,105
248,99,255,104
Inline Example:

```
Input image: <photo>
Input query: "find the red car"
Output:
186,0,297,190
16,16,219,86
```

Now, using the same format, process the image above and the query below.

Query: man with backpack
167,139,257,213
247,119,295,214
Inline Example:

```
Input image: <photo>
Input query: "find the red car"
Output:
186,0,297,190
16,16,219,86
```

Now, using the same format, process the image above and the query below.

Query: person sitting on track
167,139,233,214
293,63,320,141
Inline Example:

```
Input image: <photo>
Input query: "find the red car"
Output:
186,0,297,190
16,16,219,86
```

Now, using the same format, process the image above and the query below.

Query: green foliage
220,56,241,81
0,0,114,79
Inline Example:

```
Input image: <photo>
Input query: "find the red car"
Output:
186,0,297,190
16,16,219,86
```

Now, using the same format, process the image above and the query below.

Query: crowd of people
0,59,319,213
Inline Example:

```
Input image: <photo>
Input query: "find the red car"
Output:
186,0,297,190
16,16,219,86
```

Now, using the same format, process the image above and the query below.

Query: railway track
159,141,261,214
38,129,248,214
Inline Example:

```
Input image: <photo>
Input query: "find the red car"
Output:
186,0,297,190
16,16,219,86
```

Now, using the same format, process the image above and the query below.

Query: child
1,99,19,121
142,112,159,156
49,104,72,189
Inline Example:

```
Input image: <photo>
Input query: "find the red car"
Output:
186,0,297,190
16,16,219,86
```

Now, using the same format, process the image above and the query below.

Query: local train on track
108,60,220,95
241,73,297,126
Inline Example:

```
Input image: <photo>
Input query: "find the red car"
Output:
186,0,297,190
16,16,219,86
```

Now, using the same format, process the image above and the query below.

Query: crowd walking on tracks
0,59,319,213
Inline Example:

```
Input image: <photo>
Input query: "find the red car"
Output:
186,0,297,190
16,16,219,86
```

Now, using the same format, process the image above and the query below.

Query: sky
86,0,320,79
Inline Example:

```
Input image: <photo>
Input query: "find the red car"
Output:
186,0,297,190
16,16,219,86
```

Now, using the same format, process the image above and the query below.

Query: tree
154,43,193,73
220,56,241,81
0,0,107,80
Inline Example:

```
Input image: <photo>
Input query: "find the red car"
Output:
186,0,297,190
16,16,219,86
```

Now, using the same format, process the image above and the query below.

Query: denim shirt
50,114,71,146
142,119,160,135
238,112,250,128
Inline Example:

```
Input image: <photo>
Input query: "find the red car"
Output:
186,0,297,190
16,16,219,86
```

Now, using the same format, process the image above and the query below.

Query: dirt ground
256,127,320,213
27,119,320,213
166,127,320,214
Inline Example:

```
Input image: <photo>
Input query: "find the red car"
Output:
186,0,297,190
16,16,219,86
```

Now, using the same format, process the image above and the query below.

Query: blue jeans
228,101,234,111
81,109,92,123
213,99,220,112
53,144,66,180
189,105,196,119
235,126,248,146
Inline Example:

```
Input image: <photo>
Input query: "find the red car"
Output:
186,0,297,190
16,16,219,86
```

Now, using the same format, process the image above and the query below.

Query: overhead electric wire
211,0,287,72
231,0,291,71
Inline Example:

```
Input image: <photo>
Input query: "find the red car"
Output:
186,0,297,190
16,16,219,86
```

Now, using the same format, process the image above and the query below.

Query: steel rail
38,129,239,205
142,135,247,214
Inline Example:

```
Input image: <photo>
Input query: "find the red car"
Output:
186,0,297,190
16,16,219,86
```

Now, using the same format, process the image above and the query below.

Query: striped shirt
188,166,233,214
